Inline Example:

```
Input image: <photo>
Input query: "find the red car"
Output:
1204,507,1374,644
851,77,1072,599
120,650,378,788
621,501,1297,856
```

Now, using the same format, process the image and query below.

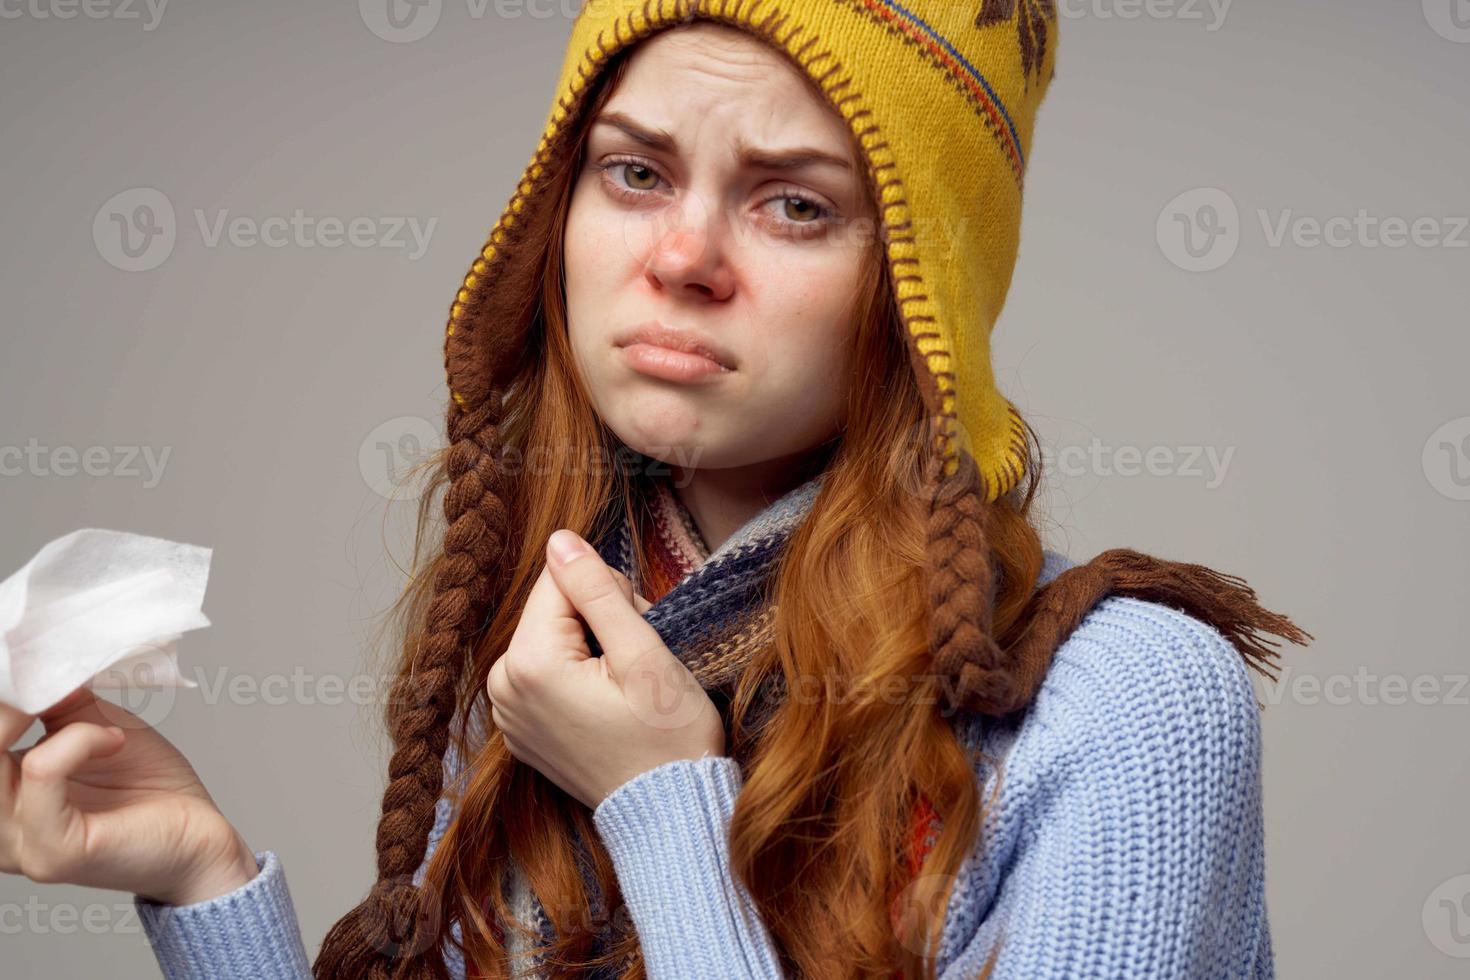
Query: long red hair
311,21,1310,980
400,44,1044,978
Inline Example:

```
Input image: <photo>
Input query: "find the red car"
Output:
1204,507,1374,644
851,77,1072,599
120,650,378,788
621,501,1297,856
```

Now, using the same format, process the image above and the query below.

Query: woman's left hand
487,529,726,810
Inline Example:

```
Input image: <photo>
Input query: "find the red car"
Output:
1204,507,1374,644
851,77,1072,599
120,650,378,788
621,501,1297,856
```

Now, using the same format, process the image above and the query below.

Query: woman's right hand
0,686,259,906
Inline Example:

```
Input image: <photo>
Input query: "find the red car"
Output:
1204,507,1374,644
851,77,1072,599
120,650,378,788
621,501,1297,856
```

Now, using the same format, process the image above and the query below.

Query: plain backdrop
2,1,1467,977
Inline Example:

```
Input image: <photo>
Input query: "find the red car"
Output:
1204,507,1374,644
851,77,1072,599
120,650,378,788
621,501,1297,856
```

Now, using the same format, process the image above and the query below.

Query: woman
0,2,1311,978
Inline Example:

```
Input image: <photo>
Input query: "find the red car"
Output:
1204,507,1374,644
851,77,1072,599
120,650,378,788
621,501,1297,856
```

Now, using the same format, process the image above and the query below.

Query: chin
617,418,695,453
613,421,735,471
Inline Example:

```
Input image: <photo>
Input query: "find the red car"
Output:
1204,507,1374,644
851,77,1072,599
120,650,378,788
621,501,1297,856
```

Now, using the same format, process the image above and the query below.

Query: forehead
600,23,853,159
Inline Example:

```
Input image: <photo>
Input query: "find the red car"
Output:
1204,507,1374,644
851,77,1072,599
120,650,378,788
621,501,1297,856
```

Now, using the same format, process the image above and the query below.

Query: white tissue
0,529,208,714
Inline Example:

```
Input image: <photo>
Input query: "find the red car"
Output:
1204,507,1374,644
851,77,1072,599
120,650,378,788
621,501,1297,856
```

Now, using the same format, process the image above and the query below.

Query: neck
667,446,832,556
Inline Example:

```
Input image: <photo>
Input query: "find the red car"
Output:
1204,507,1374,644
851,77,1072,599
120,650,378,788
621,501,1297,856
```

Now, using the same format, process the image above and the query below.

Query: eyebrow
591,110,853,174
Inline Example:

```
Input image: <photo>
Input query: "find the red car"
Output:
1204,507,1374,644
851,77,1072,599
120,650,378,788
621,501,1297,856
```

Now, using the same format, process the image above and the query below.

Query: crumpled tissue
0,529,208,714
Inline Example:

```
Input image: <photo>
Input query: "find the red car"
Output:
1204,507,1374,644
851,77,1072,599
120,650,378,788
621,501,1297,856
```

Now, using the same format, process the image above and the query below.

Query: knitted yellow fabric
445,0,1059,500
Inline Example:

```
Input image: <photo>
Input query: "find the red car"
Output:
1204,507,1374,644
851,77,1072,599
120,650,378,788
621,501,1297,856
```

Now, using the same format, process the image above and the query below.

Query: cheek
564,189,643,375
564,192,627,306
745,244,866,364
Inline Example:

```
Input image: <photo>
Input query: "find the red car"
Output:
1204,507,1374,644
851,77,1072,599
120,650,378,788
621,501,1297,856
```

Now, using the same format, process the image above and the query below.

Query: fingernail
548,529,590,566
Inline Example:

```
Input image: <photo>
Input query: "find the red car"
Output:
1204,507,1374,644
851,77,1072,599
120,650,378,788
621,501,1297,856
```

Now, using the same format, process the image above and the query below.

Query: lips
615,321,736,371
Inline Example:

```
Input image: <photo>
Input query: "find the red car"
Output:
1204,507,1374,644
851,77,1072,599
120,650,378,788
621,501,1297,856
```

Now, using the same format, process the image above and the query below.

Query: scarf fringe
1097,548,1314,682
982,548,1315,717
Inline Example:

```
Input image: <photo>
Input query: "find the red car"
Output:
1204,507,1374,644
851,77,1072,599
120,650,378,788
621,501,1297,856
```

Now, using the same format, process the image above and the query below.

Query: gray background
2,1,1467,976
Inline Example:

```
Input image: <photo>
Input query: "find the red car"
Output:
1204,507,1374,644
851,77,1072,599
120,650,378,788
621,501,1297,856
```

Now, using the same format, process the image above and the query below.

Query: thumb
544,529,668,681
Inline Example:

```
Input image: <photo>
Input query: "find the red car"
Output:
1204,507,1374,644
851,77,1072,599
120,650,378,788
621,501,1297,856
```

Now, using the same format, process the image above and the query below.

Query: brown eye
621,164,659,191
782,197,820,222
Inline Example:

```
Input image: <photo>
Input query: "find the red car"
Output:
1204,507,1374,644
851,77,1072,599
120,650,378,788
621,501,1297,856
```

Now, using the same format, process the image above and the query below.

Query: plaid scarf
495,469,831,977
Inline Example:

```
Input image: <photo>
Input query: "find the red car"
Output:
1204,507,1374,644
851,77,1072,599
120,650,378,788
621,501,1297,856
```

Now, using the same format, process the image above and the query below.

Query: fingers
543,530,668,679
37,687,107,734
517,557,579,632
610,567,653,615
610,567,634,602
517,535,649,624
16,723,124,838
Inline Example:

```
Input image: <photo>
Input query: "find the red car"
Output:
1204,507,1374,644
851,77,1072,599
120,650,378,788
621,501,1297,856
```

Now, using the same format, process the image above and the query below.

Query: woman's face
564,23,873,473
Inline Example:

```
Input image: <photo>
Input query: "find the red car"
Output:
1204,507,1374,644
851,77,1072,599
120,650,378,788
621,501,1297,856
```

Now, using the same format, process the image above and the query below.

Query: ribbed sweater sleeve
591,754,785,979
937,595,1275,979
134,848,313,979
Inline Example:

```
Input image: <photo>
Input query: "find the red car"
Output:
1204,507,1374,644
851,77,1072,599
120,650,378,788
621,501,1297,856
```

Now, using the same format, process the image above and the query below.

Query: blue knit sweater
134,549,1274,978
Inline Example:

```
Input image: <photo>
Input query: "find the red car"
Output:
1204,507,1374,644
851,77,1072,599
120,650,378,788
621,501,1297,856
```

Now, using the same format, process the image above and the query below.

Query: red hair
313,26,1307,980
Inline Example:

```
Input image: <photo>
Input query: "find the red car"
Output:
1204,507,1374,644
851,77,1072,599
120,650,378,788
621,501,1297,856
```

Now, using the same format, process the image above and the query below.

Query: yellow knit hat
444,0,1059,501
